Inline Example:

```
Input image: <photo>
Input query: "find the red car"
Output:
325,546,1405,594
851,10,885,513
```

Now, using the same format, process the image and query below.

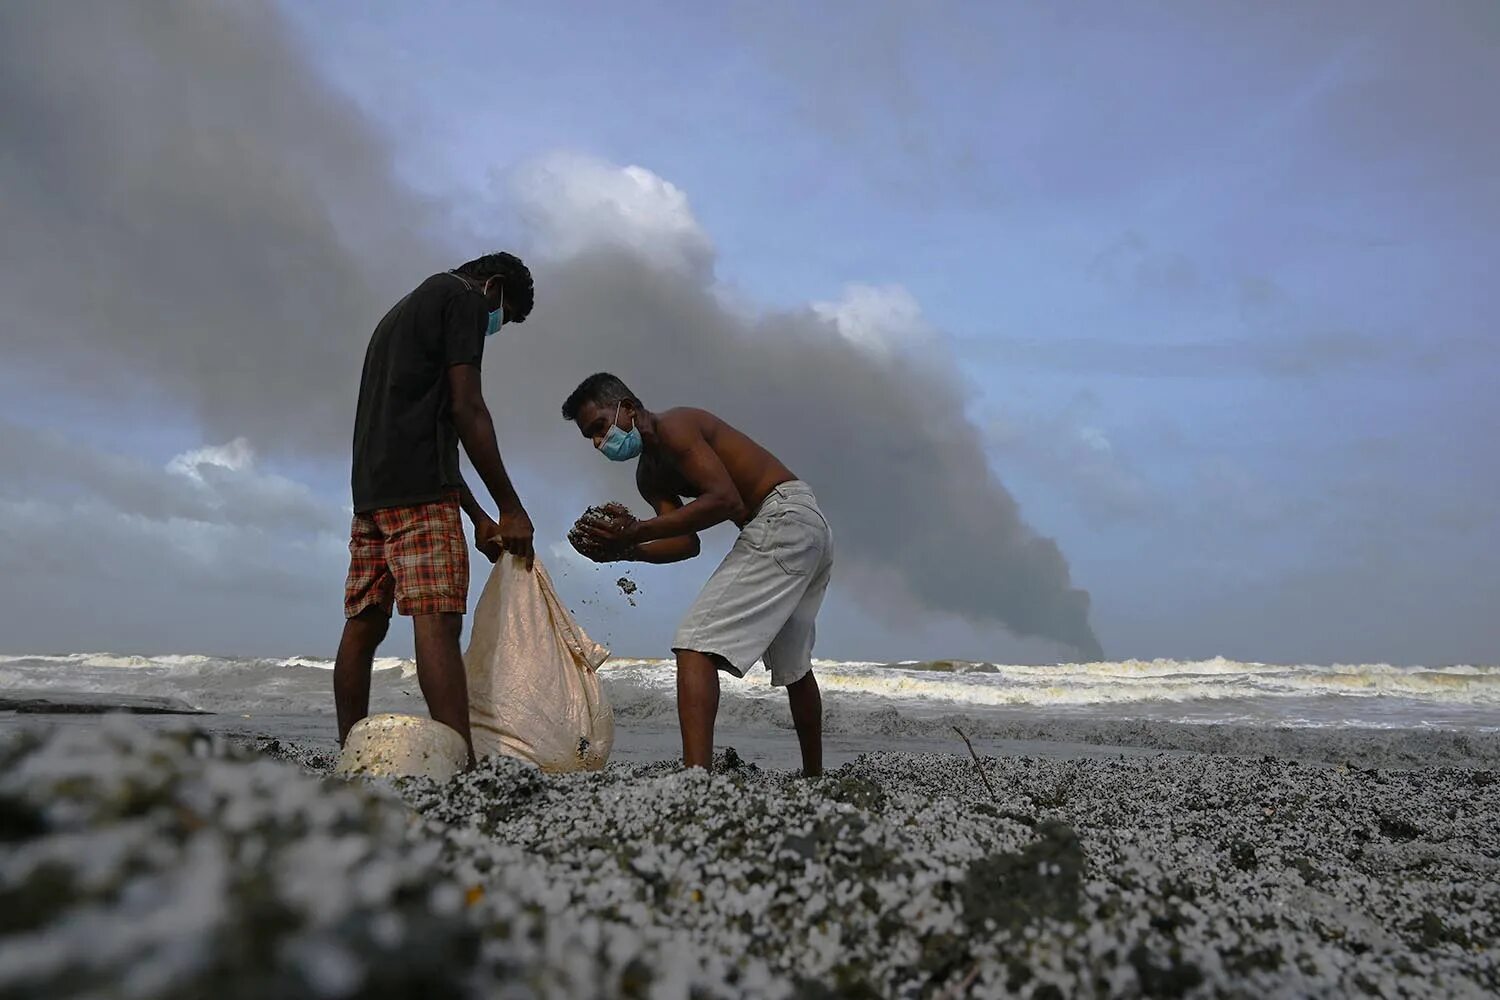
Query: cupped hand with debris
568,503,637,563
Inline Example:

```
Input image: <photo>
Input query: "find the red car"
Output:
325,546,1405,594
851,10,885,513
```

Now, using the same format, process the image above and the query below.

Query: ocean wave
2,653,1496,730
604,657,1500,707
0,652,415,677
0,652,222,669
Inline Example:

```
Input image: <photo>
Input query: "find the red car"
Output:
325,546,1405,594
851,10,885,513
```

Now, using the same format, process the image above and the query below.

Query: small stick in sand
952,725,1000,802
952,727,1036,828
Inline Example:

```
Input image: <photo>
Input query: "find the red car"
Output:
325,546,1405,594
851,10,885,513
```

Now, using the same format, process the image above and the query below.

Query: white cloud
0,431,351,653
0,424,346,587
1,422,338,534
811,283,936,357
0,490,348,654
162,438,340,534
166,438,255,478
1077,426,1112,455
511,155,945,363
510,152,715,276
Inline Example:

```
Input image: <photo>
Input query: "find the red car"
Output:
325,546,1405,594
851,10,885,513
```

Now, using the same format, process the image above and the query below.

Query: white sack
465,555,613,771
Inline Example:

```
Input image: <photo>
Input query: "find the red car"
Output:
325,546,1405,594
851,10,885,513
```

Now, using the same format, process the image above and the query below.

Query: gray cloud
0,0,449,455
984,397,1155,522
0,0,1101,659
0,424,347,655
0,422,338,534
0,494,344,656
501,250,1102,659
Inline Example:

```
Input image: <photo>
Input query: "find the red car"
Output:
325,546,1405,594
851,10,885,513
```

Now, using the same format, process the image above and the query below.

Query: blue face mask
485,287,505,337
599,401,642,461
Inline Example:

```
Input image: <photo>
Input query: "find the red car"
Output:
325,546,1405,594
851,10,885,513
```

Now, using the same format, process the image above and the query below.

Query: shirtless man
562,373,833,776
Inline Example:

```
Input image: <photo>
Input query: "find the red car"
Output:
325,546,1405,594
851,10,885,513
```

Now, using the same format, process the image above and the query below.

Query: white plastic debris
334,713,467,780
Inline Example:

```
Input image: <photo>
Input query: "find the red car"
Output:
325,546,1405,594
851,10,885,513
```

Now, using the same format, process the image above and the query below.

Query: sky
0,1,1495,665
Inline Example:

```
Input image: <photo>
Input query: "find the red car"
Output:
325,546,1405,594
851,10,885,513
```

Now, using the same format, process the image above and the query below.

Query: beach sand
1,713,1496,998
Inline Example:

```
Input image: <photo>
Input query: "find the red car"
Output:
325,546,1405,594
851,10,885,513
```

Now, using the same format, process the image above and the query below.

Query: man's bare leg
676,650,721,769
335,607,390,744
786,670,823,777
412,611,476,766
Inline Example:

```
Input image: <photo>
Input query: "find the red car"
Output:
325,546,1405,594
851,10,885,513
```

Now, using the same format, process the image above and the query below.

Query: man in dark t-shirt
335,251,537,764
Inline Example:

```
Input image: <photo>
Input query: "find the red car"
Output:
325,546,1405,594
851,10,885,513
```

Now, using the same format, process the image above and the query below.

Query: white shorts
672,481,834,686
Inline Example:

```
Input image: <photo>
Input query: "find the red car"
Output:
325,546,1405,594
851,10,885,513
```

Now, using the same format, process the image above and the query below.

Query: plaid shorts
344,492,469,618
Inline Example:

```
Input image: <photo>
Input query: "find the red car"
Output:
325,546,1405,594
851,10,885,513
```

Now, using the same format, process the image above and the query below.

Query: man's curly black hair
454,251,534,323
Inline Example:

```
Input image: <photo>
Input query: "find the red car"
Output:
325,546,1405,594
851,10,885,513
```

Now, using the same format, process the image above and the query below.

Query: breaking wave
600,657,1500,731
1,654,1495,731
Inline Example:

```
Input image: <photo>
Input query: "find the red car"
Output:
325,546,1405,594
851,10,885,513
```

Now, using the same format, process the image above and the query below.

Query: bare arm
630,536,701,564
457,480,490,524
448,365,522,513
628,483,702,564
448,364,533,566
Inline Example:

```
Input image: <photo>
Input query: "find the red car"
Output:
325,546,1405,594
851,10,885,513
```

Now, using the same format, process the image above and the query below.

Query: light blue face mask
484,287,505,337
599,401,642,461
454,271,506,336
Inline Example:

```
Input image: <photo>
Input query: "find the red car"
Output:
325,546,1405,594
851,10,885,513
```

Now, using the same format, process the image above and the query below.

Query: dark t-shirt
351,273,487,513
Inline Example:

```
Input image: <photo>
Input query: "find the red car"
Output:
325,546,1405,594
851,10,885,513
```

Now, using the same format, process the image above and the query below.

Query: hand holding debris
568,503,637,563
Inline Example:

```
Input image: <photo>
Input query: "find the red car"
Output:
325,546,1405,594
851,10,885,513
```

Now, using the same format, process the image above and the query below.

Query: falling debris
616,576,639,606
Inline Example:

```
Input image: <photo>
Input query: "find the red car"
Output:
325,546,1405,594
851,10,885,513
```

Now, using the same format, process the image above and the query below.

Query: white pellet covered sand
1,720,1496,998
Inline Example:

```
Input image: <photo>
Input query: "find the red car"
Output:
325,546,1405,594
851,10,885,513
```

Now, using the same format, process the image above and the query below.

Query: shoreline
7,690,1500,772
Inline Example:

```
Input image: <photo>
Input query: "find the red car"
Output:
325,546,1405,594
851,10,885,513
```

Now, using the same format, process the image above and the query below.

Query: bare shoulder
654,407,720,443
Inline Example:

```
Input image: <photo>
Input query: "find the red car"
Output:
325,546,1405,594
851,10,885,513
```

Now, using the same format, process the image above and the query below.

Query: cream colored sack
465,555,613,771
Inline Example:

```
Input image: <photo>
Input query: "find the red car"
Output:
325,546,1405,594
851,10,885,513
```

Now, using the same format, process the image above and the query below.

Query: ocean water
3,652,1496,735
